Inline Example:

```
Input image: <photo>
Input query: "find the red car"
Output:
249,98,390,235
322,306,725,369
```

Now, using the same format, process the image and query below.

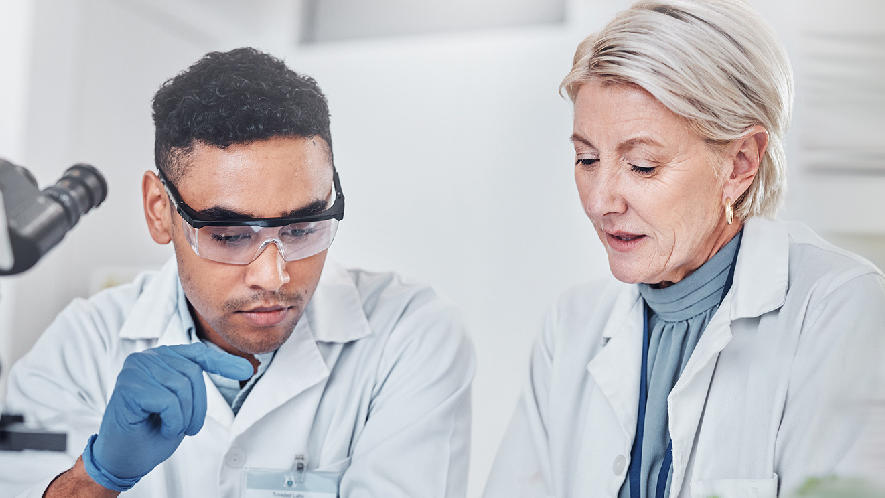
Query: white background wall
0,0,36,395
1,1,882,496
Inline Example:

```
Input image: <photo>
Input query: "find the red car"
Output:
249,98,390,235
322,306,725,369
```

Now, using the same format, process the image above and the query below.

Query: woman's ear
142,171,173,244
723,124,769,204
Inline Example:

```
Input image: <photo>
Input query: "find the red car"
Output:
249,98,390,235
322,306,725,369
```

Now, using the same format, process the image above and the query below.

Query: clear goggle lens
181,218,339,265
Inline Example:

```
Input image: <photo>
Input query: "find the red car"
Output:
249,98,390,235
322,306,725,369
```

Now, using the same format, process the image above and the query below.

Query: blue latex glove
82,343,253,491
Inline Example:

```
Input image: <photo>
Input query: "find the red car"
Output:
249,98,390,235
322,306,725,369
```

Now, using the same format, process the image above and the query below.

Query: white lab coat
0,258,475,497
485,217,885,498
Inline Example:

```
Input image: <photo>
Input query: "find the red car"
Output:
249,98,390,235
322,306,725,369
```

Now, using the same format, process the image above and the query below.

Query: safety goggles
158,168,344,265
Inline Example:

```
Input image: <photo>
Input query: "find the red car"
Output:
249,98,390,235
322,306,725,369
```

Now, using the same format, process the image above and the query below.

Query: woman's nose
578,164,627,219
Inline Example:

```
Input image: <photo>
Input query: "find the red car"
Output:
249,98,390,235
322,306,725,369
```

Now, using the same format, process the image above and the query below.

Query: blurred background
1,0,883,495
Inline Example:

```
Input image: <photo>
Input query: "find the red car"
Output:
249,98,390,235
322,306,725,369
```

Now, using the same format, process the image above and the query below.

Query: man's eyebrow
283,200,329,218
194,199,329,221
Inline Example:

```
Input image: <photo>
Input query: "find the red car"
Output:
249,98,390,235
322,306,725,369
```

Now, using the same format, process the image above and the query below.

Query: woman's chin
607,256,656,284
608,265,643,284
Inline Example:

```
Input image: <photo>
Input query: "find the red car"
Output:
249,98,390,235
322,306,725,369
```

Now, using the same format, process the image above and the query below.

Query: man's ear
722,124,769,205
142,171,172,244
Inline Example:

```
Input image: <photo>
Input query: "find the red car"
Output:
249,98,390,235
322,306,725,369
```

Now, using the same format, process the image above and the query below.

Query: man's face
156,136,333,355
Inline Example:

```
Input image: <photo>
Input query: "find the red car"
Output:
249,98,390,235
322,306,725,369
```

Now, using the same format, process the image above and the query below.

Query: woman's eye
575,158,598,167
631,164,656,175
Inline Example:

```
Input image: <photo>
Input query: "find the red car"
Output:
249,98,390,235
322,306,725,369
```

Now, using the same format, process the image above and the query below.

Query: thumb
166,343,254,381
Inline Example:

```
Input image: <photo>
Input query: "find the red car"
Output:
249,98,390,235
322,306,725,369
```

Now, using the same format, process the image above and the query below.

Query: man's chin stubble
223,315,302,355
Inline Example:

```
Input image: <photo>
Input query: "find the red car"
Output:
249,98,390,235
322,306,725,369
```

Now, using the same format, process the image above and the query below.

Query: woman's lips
236,306,292,327
605,231,647,252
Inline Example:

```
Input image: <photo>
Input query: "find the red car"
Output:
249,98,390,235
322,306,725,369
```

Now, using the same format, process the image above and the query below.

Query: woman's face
572,79,737,285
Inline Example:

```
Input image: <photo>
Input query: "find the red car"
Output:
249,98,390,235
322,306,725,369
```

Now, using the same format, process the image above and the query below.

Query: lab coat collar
728,216,789,320
600,283,641,339
305,260,373,343
588,283,644,439
118,258,373,344
118,258,180,341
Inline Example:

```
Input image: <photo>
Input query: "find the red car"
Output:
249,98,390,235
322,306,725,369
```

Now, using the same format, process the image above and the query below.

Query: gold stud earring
724,197,734,225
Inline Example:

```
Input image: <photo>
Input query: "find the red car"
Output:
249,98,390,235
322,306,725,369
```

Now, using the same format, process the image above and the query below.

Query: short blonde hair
562,0,794,219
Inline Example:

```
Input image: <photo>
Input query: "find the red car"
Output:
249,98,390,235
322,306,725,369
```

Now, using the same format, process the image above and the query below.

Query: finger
145,351,207,436
156,352,208,436
129,352,194,437
118,376,186,438
165,343,253,381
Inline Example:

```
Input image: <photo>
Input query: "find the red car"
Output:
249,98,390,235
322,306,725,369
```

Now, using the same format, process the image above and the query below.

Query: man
1,48,474,497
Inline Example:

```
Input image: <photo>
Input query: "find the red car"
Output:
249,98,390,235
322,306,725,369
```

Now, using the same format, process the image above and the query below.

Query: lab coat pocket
691,474,778,498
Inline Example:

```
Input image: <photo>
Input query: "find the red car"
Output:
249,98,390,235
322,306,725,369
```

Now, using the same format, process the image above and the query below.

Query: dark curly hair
152,47,332,183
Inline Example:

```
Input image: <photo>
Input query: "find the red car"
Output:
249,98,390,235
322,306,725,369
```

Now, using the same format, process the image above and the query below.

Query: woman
484,1,885,497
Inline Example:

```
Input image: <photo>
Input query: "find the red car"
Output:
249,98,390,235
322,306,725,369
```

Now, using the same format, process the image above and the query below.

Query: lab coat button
612,454,626,475
225,447,246,468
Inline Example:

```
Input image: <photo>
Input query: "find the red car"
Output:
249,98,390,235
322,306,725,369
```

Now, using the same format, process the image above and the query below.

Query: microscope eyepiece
0,159,108,275
42,164,108,227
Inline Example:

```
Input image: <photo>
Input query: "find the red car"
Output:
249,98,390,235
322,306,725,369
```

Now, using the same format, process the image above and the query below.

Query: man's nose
243,240,291,290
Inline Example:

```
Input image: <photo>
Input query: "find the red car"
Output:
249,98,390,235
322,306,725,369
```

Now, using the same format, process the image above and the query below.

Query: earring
724,197,734,225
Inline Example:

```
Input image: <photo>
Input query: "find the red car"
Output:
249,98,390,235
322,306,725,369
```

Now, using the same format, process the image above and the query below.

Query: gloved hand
81,342,253,491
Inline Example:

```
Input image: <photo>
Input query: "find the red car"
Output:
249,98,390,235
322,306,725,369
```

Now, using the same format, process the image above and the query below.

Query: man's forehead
177,137,331,181
173,137,334,220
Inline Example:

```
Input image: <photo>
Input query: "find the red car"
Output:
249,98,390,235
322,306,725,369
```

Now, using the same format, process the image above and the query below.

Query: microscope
0,158,107,451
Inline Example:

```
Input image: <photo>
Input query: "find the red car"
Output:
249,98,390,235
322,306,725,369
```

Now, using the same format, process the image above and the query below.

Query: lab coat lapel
586,285,645,440
666,301,733,496
667,218,789,496
231,318,330,438
204,376,235,429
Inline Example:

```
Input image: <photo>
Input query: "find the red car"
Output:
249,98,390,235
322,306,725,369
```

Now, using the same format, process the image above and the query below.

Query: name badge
243,455,341,498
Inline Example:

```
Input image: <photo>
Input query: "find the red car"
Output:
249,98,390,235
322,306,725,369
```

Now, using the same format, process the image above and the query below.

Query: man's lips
235,304,295,327
240,305,288,313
